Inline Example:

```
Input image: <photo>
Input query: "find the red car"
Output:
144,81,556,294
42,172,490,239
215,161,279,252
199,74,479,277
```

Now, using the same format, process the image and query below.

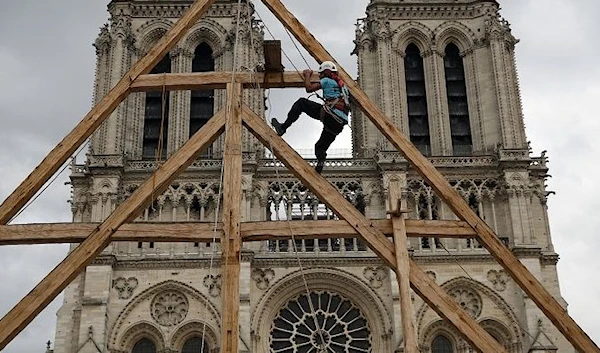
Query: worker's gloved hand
302,69,313,78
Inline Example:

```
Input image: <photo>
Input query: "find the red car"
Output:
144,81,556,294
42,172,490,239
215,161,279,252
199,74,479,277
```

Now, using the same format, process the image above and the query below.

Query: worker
271,61,350,173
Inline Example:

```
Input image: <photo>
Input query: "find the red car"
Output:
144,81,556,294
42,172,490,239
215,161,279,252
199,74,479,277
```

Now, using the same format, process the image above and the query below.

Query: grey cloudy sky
0,0,599,352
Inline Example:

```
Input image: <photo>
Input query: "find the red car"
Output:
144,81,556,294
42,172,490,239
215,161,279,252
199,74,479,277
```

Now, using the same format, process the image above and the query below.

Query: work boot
315,159,325,174
271,118,286,136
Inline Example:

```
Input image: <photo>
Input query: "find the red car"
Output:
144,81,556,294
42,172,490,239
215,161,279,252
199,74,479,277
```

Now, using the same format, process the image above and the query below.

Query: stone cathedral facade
51,0,573,352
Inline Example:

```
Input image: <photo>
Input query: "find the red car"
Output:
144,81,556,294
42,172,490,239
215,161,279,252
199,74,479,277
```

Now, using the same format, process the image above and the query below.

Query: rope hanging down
250,9,330,351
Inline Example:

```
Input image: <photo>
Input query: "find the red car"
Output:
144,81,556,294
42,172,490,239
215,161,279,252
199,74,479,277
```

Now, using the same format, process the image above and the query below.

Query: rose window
449,288,482,319
270,291,371,353
151,290,189,326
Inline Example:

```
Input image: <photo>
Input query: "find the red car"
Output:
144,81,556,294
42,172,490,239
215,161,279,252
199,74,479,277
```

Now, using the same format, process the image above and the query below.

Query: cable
254,11,305,77
9,139,90,223
283,26,311,69
199,1,244,352
251,7,327,350
265,91,327,352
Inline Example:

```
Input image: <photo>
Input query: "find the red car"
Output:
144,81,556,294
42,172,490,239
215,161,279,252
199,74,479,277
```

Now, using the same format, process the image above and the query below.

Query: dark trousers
281,98,345,161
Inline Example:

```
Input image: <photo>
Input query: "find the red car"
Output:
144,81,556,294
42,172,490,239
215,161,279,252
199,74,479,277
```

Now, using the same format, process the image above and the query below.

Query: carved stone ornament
112,277,138,299
203,274,222,297
487,269,509,292
426,271,437,283
150,290,189,327
449,288,482,319
363,266,388,289
251,268,275,290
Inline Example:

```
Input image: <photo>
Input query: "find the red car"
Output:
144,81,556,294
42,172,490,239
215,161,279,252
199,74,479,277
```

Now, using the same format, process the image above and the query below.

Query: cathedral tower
51,0,573,352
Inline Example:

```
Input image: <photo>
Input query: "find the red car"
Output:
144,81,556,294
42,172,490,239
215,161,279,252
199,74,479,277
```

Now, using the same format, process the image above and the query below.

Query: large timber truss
0,1,597,352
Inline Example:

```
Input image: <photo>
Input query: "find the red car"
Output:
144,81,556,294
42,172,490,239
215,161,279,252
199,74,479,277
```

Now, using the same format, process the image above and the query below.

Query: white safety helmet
318,61,338,73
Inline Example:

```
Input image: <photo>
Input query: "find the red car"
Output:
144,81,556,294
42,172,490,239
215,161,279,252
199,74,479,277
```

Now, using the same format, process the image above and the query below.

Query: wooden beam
242,104,507,353
0,0,218,225
220,83,243,353
0,219,476,245
130,72,319,92
260,2,600,352
388,180,419,353
242,219,476,241
0,111,226,350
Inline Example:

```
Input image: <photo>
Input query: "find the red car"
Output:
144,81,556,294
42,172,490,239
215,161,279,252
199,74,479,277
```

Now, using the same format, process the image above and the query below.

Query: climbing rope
9,140,90,223
199,1,245,352
251,8,328,351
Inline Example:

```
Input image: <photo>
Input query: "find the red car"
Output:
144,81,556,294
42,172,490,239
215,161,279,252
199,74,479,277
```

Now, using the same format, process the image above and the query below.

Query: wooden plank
0,0,218,225
0,219,476,245
220,83,243,353
242,104,507,353
260,2,600,352
130,72,318,92
388,180,419,353
0,111,226,350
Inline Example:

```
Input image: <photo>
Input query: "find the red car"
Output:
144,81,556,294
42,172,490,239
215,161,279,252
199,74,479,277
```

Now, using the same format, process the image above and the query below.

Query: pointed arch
251,268,393,352
416,276,522,344
136,18,175,54
182,19,229,58
421,320,461,352
108,280,221,352
393,21,434,54
171,320,219,353
433,21,476,54
120,321,165,353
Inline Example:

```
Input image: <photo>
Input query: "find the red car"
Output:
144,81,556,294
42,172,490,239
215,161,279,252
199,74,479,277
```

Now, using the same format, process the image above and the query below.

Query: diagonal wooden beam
0,0,218,225
0,111,226,350
260,1,600,352
220,83,243,353
0,219,476,245
242,104,507,353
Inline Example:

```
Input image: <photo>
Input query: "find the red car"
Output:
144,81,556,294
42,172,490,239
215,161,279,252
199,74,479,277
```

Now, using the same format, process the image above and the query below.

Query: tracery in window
143,55,171,160
270,291,371,353
191,42,215,157
444,43,472,156
404,44,431,156
267,181,367,253
132,338,157,353
431,334,454,353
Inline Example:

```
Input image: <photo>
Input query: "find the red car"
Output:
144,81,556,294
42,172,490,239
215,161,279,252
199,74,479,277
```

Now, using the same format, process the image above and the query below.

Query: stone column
487,22,526,149
168,48,195,154
462,47,485,153
423,49,452,155
393,49,410,136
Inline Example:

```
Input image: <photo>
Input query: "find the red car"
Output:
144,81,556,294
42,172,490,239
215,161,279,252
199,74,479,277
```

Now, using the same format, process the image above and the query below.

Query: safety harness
320,73,351,125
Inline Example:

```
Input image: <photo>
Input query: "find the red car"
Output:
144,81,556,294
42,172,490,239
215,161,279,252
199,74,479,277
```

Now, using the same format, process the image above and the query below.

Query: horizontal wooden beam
0,220,476,245
130,72,318,92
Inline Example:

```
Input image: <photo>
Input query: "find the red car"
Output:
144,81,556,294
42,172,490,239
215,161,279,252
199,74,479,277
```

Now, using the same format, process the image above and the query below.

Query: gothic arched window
182,336,209,353
431,334,454,353
132,338,157,353
191,42,215,157
143,55,171,160
404,43,431,156
270,291,371,352
444,43,472,156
